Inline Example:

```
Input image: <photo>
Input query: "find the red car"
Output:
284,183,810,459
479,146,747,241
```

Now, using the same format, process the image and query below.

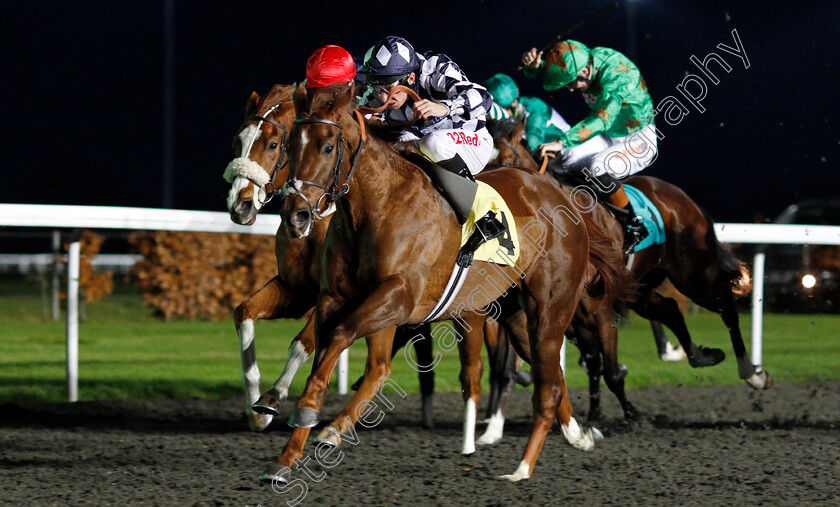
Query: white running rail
2,204,840,401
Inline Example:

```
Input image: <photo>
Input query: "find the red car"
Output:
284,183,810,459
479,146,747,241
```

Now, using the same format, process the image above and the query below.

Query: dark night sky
2,1,839,232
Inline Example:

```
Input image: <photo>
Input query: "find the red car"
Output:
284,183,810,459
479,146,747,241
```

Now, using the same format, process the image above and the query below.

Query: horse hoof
288,407,320,428
252,398,281,417
498,460,531,482
688,346,726,368
259,464,291,486
562,417,601,451
477,433,502,446
745,370,773,390
315,426,341,447
247,410,273,432
623,404,640,421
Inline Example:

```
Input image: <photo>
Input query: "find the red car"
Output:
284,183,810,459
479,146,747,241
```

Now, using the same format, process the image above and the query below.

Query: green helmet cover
484,73,520,108
542,39,590,91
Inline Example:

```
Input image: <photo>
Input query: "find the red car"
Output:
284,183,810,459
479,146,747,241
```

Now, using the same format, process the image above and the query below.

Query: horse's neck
341,137,442,230
519,145,539,170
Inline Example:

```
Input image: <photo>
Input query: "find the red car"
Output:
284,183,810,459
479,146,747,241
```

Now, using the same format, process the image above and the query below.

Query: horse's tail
701,209,752,296
581,215,636,303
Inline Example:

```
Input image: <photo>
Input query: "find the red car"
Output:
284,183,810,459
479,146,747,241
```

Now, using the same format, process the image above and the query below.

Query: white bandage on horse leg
461,398,477,455
237,319,261,405
477,409,505,445
271,339,310,401
561,417,601,451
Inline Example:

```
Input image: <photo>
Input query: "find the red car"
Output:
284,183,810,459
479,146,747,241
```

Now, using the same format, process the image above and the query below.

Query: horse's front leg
315,328,396,446
235,275,303,431
251,312,316,418
262,278,413,484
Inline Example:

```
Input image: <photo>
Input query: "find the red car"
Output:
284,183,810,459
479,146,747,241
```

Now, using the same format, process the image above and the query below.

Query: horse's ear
293,82,309,116
334,82,354,114
309,82,354,118
245,91,259,116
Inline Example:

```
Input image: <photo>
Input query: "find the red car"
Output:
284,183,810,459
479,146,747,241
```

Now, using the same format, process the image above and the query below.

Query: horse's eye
268,142,278,151
323,144,334,155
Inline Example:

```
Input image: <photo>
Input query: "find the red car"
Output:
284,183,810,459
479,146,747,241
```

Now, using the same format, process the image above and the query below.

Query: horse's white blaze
461,398,477,455
226,177,250,213
299,129,309,152
660,340,686,362
271,339,309,400
499,460,531,482
239,124,262,157
561,417,601,451
477,409,505,445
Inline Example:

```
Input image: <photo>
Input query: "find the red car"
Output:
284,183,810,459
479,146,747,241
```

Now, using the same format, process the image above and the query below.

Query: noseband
282,111,366,221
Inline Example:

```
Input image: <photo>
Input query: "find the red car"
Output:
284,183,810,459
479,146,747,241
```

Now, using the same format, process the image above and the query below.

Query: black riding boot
620,202,649,255
456,211,506,267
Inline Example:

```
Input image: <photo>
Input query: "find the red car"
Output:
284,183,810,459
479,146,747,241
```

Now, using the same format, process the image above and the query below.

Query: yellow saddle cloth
460,181,520,265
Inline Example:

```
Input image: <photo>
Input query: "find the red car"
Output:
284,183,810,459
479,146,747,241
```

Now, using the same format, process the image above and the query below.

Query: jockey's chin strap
282,109,367,221
240,108,289,205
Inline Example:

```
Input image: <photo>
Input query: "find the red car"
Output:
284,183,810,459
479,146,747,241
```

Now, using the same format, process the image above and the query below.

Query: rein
282,109,367,220
498,140,521,168
539,152,555,174
355,85,423,116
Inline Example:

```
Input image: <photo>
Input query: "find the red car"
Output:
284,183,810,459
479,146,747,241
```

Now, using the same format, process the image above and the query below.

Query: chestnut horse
266,81,628,483
224,84,435,431
487,116,769,422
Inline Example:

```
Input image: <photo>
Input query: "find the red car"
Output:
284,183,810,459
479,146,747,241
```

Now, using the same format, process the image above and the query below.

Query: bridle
239,104,289,205
281,110,367,221
497,140,521,168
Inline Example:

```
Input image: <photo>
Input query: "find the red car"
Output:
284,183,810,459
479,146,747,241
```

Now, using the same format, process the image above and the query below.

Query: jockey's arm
524,108,566,151
424,55,493,122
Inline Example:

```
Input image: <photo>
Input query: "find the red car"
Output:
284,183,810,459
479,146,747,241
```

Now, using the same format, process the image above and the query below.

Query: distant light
802,274,817,289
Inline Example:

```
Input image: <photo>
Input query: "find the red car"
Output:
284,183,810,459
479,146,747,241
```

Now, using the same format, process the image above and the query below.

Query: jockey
358,35,504,265
484,72,611,171
521,40,658,254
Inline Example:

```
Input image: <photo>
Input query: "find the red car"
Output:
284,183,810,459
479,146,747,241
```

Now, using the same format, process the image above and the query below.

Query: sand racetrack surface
2,381,839,506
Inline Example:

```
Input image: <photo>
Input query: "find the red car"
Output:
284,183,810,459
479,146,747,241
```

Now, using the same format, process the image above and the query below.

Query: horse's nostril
236,200,253,215
292,210,310,227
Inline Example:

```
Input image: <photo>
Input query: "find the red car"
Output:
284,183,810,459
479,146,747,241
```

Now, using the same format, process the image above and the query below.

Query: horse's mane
260,84,296,108
487,116,526,140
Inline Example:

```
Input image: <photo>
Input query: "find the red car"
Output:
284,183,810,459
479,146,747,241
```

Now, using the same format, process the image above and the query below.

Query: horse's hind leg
594,305,638,420
411,324,436,430
572,322,606,421
456,313,487,455
688,283,772,389
234,276,304,431
652,320,686,361
500,288,596,482
632,290,725,367
479,319,517,446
